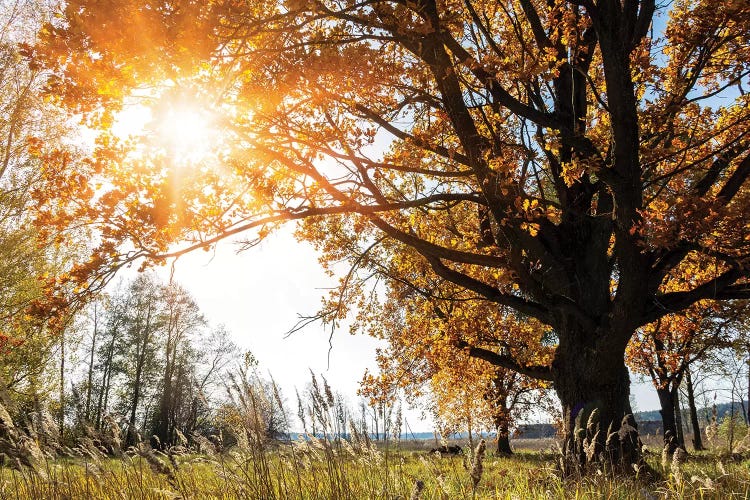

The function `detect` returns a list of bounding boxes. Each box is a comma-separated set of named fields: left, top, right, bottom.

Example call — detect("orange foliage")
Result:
left=28, top=0, right=750, bottom=452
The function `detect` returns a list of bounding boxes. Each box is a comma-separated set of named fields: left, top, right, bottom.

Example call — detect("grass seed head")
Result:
left=671, top=447, right=687, bottom=487
left=409, top=479, right=425, bottom=500
left=470, top=439, right=486, bottom=489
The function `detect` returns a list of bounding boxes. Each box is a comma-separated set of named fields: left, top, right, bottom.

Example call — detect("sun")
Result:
left=112, top=96, right=219, bottom=165
left=151, top=105, right=218, bottom=163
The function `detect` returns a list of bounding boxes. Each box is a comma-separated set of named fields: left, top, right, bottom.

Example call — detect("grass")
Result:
left=3, top=382, right=749, bottom=498
left=2, top=439, right=750, bottom=499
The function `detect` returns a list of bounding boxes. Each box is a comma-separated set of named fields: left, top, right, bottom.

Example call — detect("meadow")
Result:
left=2, top=433, right=750, bottom=499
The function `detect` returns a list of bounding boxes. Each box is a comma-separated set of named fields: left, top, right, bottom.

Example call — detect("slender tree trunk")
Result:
left=59, top=329, right=65, bottom=439
left=656, top=387, right=678, bottom=445
left=95, top=365, right=107, bottom=430
left=102, top=368, right=111, bottom=423
left=127, top=369, right=142, bottom=446
left=96, top=343, right=114, bottom=430
left=552, top=336, right=642, bottom=473
left=128, top=332, right=149, bottom=444
left=673, top=388, right=685, bottom=448
left=729, top=388, right=737, bottom=453
left=684, top=368, right=703, bottom=451
left=127, top=337, right=150, bottom=446
left=746, top=352, right=750, bottom=426
left=85, top=303, right=98, bottom=422
left=96, top=321, right=119, bottom=430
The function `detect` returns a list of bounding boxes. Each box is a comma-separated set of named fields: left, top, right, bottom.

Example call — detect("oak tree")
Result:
left=35, top=0, right=750, bottom=470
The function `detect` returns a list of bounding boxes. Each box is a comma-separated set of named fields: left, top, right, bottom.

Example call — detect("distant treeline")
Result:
left=633, top=401, right=749, bottom=425
left=510, top=401, right=750, bottom=440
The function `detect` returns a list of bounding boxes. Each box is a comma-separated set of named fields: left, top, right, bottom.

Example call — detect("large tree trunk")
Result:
left=552, top=338, right=642, bottom=474
left=684, top=368, right=703, bottom=451
left=493, top=394, right=512, bottom=455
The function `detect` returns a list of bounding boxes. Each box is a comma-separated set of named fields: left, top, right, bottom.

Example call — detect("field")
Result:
left=2, top=437, right=749, bottom=499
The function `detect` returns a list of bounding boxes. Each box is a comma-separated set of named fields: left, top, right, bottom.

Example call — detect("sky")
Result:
left=148, top=228, right=441, bottom=431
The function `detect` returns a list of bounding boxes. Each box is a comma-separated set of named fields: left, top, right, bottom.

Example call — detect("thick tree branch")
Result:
left=424, top=255, right=552, bottom=324
left=717, top=153, right=750, bottom=202
left=690, top=146, right=743, bottom=197
left=518, top=0, right=551, bottom=50
left=714, top=285, right=750, bottom=301
left=440, top=35, right=561, bottom=130
left=648, top=241, right=746, bottom=295
left=456, top=339, right=553, bottom=381
left=631, top=0, right=655, bottom=48
left=643, top=268, right=747, bottom=325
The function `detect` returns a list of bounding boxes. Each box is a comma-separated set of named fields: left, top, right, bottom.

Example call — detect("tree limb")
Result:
left=456, top=339, right=553, bottom=381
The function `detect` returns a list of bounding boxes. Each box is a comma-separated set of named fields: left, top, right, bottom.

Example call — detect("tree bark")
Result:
left=552, top=337, right=642, bottom=474
left=492, top=393, right=512, bottom=455
left=684, top=368, right=703, bottom=451
left=85, top=303, right=98, bottom=423
left=496, top=421, right=512, bottom=455
left=656, top=387, right=678, bottom=445
left=673, top=389, right=685, bottom=448
left=127, top=369, right=142, bottom=446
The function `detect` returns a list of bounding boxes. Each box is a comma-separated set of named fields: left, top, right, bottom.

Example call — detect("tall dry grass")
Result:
left=3, top=389, right=750, bottom=498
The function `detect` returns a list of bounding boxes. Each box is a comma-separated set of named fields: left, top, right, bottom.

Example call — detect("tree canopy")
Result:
left=32, top=0, right=750, bottom=471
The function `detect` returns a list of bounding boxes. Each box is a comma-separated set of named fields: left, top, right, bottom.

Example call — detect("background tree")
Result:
left=118, top=273, right=163, bottom=445
left=0, top=0, right=89, bottom=430
left=91, top=285, right=130, bottom=430
left=626, top=301, right=743, bottom=452
left=150, top=281, right=205, bottom=447
left=34, top=0, right=750, bottom=471
left=60, top=275, right=237, bottom=446
left=183, top=325, right=238, bottom=439
left=359, top=283, right=551, bottom=454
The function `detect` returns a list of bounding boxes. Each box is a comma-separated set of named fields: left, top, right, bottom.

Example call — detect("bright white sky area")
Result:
left=149, top=228, right=440, bottom=432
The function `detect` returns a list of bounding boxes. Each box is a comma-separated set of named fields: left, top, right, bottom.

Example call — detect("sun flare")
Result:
left=112, top=98, right=219, bottom=165
left=152, top=106, right=217, bottom=163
